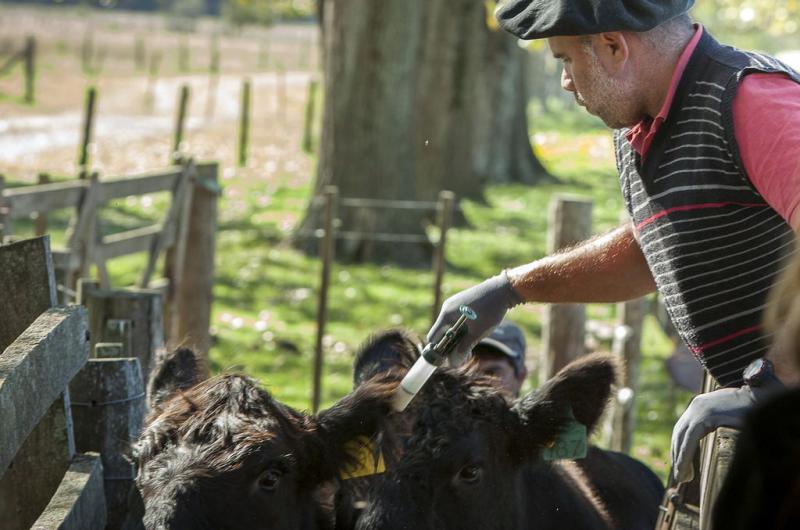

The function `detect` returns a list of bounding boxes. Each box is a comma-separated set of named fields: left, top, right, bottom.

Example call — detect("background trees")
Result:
left=297, top=0, right=548, bottom=264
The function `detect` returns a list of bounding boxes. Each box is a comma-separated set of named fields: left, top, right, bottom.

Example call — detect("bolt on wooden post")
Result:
left=431, top=191, right=455, bottom=323
left=312, top=186, right=338, bottom=413
left=540, top=195, right=593, bottom=381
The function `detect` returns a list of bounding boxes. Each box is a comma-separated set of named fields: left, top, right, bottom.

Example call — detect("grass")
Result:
left=2, top=87, right=690, bottom=483
left=200, top=107, right=690, bottom=479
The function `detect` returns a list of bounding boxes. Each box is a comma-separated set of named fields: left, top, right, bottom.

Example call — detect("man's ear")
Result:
left=510, top=353, right=618, bottom=460
left=147, top=347, right=201, bottom=411
left=593, top=32, right=629, bottom=75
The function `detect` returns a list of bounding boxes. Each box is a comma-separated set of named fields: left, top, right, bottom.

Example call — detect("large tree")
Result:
left=298, top=0, right=549, bottom=265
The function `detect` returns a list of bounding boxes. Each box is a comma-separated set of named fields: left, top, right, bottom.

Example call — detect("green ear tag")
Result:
left=542, top=411, right=588, bottom=461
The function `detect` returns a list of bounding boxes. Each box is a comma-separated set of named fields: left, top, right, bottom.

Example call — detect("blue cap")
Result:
left=476, top=320, right=527, bottom=376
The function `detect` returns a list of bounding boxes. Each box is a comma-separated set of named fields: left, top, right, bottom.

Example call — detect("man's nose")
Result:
left=561, top=67, right=575, bottom=92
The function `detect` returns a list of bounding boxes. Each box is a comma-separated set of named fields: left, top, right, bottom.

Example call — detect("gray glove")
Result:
left=427, top=270, right=523, bottom=366
left=670, top=384, right=773, bottom=483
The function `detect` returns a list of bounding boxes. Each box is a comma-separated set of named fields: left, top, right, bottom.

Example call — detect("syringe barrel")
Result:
left=391, top=355, right=438, bottom=411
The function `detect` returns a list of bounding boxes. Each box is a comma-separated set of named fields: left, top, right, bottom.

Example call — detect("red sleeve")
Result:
left=732, top=72, right=800, bottom=229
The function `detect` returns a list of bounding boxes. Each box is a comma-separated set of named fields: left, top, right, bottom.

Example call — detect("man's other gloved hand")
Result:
left=427, top=270, right=523, bottom=367
left=670, top=385, right=761, bottom=483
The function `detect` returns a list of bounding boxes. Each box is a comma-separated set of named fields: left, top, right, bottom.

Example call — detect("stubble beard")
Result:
left=577, top=50, right=639, bottom=129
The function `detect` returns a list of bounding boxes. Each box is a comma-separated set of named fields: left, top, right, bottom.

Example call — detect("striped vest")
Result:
left=614, top=31, right=800, bottom=387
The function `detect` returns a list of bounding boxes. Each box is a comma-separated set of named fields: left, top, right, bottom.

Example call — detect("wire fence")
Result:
left=303, top=186, right=456, bottom=411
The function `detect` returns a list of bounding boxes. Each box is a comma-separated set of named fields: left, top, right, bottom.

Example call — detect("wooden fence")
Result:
left=299, top=187, right=456, bottom=412
left=0, top=237, right=105, bottom=530
left=0, top=159, right=219, bottom=365
left=0, top=35, right=35, bottom=103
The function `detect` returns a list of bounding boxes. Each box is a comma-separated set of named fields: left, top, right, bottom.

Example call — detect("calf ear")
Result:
left=510, top=353, right=617, bottom=459
left=147, top=347, right=201, bottom=411
left=310, top=374, right=398, bottom=479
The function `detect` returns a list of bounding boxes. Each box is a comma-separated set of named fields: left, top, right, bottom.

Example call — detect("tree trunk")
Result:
left=298, top=0, right=549, bottom=265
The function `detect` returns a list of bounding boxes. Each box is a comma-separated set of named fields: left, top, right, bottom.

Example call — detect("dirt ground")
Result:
left=0, top=5, right=318, bottom=184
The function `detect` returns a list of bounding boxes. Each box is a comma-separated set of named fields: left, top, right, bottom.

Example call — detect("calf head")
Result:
left=357, top=353, right=617, bottom=530
left=133, top=347, right=396, bottom=530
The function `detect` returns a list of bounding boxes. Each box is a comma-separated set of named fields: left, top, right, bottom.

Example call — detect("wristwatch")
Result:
left=742, top=358, right=783, bottom=388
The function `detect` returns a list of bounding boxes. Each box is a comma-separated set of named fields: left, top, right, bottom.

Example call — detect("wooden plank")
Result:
left=0, top=236, right=57, bottom=352
left=139, top=164, right=191, bottom=287
left=30, top=453, right=107, bottom=530
left=97, top=224, right=174, bottom=261
left=63, top=174, right=99, bottom=287
left=0, top=306, right=89, bottom=476
left=98, top=167, right=182, bottom=202
left=0, top=393, right=77, bottom=530
left=166, top=162, right=217, bottom=378
left=1, top=168, right=182, bottom=220
left=2, top=180, right=86, bottom=220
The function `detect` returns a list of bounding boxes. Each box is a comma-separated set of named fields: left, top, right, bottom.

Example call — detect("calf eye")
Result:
left=456, top=464, right=483, bottom=485
left=259, top=469, right=283, bottom=492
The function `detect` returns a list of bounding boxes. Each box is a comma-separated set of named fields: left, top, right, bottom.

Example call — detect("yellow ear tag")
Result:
left=340, top=436, right=386, bottom=480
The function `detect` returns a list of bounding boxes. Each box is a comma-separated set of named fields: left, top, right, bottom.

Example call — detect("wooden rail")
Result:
left=0, top=161, right=219, bottom=359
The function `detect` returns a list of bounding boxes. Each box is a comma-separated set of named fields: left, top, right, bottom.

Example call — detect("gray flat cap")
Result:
left=496, top=0, right=695, bottom=40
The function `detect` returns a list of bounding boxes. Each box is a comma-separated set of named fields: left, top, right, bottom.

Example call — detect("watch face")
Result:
left=744, top=358, right=767, bottom=384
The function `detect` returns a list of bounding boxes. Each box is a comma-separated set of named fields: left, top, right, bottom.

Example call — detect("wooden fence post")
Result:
left=540, top=196, right=593, bottom=381
left=145, top=51, right=162, bottom=112
left=431, top=190, right=455, bottom=323
left=165, top=162, right=218, bottom=379
left=276, top=65, right=287, bottom=124
left=81, top=29, right=94, bottom=75
left=81, top=284, right=164, bottom=382
left=24, top=36, right=35, bottom=104
left=302, top=78, right=318, bottom=153
left=609, top=297, right=646, bottom=453
left=172, top=84, right=190, bottom=163
left=78, top=86, right=97, bottom=177
left=238, top=79, right=251, bottom=167
left=209, top=34, right=220, bottom=75
left=34, top=173, right=50, bottom=236
left=70, top=358, right=146, bottom=528
left=178, top=34, right=190, bottom=73
left=312, top=186, right=337, bottom=413
left=134, top=34, right=146, bottom=71
left=0, top=237, right=90, bottom=530
left=258, top=37, right=270, bottom=69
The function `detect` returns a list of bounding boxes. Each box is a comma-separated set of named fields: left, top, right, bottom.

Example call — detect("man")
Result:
left=467, top=320, right=529, bottom=398
left=429, top=0, right=800, bottom=484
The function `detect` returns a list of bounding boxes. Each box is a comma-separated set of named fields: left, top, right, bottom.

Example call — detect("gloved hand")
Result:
left=670, top=384, right=770, bottom=483
left=428, top=270, right=523, bottom=367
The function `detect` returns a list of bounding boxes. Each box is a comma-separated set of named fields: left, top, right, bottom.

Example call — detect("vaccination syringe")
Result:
left=391, top=305, right=477, bottom=412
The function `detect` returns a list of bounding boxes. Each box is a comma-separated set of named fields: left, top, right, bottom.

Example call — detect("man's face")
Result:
left=548, top=35, right=640, bottom=129
left=470, top=350, right=524, bottom=398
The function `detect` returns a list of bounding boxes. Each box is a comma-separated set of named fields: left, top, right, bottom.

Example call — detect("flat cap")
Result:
left=496, top=0, right=695, bottom=40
